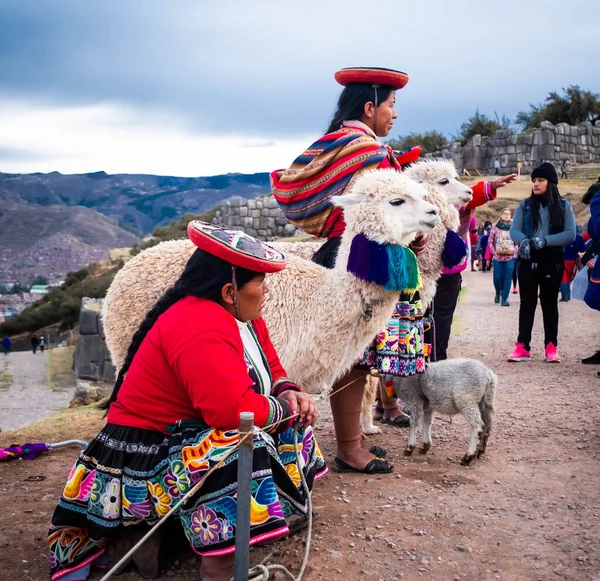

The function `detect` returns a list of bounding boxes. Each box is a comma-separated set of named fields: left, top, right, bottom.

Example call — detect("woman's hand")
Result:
left=491, top=174, right=517, bottom=192
left=279, top=390, right=318, bottom=427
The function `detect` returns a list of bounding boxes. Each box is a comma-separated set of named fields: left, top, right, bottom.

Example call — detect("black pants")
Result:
left=432, top=272, right=462, bottom=361
left=517, top=259, right=564, bottom=349
left=512, top=259, right=519, bottom=288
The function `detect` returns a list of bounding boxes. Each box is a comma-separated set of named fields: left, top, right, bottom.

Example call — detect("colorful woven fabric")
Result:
left=0, top=442, right=49, bottom=461
left=359, top=293, right=429, bottom=377
left=271, top=121, right=401, bottom=238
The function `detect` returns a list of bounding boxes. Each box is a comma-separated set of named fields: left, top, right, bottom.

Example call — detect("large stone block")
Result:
left=239, top=206, right=248, bottom=217
left=261, top=208, right=270, bottom=217
left=283, top=224, right=297, bottom=237
left=247, top=199, right=256, bottom=210
left=541, top=130, right=555, bottom=145
left=74, top=334, right=106, bottom=380
left=252, top=217, right=260, bottom=229
left=258, top=216, right=268, bottom=229
left=256, top=200, right=264, bottom=210
left=275, top=216, right=288, bottom=227
left=101, top=360, right=116, bottom=383
left=229, top=196, right=243, bottom=207
left=79, top=309, right=99, bottom=335
left=267, top=217, right=276, bottom=229
left=533, top=132, right=540, bottom=145
left=506, top=145, right=516, bottom=154
left=251, top=209, right=260, bottom=218
left=243, top=216, right=254, bottom=228
left=229, top=216, right=241, bottom=227
left=540, top=144, right=555, bottom=159
left=263, top=196, right=278, bottom=209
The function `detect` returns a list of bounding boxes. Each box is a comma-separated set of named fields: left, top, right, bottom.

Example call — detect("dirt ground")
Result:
left=1, top=269, right=599, bottom=581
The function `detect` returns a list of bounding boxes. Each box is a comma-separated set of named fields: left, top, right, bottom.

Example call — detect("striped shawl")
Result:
left=270, top=121, right=401, bottom=238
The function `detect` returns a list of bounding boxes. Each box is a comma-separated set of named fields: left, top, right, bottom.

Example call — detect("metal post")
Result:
left=234, top=412, right=254, bottom=581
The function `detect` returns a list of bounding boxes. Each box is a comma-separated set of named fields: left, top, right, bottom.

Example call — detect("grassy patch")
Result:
left=0, top=406, right=104, bottom=446
left=0, top=358, right=12, bottom=390
left=48, top=346, right=75, bottom=391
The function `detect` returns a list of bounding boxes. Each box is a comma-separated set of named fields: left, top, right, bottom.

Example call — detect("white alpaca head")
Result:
left=404, top=159, right=473, bottom=207
left=332, top=169, right=440, bottom=246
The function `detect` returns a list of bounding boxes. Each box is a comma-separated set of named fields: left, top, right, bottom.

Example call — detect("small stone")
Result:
left=366, top=534, right=374, bottom=541
left=413, top=529, right=426, bottom=536
left=0, top=535, right=10, bottom=548
left=42, top=494, right=54, bottom=502
left=456, top=545, right=473, bottom=553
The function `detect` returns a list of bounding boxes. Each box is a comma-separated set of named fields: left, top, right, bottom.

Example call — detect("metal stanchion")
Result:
left=234, top=412, right=254, bottom=581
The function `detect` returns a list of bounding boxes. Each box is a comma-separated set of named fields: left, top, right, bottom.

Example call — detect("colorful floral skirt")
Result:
left=49, top=422, right=327, bottom=580
left=359, top=292, right=429, bottom=377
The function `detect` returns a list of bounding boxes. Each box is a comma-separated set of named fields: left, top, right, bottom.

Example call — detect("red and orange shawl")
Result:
left=271, top=121, right=420, bottom=238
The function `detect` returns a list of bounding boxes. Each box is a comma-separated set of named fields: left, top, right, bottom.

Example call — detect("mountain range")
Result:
left=0, top=170, right=271, bottom=233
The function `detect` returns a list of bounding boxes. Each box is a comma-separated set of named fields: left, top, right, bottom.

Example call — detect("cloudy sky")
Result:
left=1, top=0, right=598, bottom=177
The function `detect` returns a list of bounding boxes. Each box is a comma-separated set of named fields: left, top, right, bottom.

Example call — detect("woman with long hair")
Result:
left=271, top=67, right=430, bottom=472
left=508, top=163, right=576, bottom=362
left=488, top=207, right=517, bottom=306
left=48, top=222, right=326, bottom=581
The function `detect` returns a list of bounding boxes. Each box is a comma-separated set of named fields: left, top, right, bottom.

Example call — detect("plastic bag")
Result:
left=572, top=265, right=589, bottom=301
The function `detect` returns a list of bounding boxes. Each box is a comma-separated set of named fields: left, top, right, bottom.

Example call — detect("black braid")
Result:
left=101, top=248, right=260, bottom=411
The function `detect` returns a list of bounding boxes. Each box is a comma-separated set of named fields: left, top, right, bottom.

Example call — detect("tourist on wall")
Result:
left=508, top=163, right=576, bottom=362
left=488, top=208, right=517, bottom=306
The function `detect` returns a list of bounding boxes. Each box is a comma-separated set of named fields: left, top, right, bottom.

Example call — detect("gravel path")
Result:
left=0, top=350, right=75, bottom=431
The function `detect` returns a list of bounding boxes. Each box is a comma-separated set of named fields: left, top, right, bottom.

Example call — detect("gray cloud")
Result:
left=1, top=0, right=599, bottom=144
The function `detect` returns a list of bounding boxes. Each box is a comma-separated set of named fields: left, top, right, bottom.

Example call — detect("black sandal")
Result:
left=369, top=445, right=387, bottom=458
left=334, top=457, right=394, bottom=474
left=381, top=413, right=410, bottom=428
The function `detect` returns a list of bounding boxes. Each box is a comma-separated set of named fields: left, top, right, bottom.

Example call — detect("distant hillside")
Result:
left=0, top=170, right=271, bottom=233
left=0, top=201, right=141, bottom=286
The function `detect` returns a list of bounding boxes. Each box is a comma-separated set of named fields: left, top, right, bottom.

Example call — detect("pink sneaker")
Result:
left=507, top=342, right=531, bottom=362
left=545, top=343, right=561, bottom=363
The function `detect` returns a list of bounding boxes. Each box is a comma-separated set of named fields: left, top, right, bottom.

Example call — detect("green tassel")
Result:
left=384, top=245, right=421, bottom=293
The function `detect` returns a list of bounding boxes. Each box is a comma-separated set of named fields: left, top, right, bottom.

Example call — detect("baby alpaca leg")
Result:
left=404, top=404, right=422, bottom=456
left=360, top=374, right=382, bottom=435
left=460, top=407, right=484, bottom=466
left=419, top=406, right=433, bottom=454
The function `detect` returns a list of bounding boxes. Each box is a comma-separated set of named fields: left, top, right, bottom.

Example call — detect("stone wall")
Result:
left=73, top=298, right=115, bottom=383
left=426, top=120, right=600, bottom=174
left=212, top=195, right=299, bottom=240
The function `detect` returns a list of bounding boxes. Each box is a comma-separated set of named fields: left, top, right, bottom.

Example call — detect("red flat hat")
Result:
left=334, top=67, right=409, bottom=90
left=187, top=221, right=287, bottom=273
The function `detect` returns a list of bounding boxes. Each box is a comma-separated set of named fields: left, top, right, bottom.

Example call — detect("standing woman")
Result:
left=488, top=208, right=516, bottom=306
left=508, top=163, right=576, bottom=362
left=272, top=67, right=423, bottom=473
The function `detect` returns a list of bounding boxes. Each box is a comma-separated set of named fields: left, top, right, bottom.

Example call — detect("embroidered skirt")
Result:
left=49, top=422, right=327, bottom=580
left=359, top=292, right=429, bottom=376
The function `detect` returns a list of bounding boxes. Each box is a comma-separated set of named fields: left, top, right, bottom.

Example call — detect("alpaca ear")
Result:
left=332, top=192, right=366, bottom=208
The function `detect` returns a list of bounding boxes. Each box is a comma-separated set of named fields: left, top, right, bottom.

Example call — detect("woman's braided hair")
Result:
left=101, top=248, right=258, bottom=410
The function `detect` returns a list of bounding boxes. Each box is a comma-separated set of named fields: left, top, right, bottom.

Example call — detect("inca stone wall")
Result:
left=212, top=195, right=299, bottom=240
left=73, top=298, right=115, bottom=383
left=426, top=120, right=600, bottom=174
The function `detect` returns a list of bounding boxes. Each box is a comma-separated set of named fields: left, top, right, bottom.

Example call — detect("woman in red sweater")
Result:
left=49, top=222, right=326, bottom=581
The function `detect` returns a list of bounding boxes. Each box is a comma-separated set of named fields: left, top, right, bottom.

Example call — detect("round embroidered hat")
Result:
left=187, top=221, right=287, bottom=273
left=334, top=67, right=409, bottom=90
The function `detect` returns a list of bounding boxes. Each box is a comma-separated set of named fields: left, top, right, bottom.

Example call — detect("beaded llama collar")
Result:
left=347, top=233, right=421, bottom=293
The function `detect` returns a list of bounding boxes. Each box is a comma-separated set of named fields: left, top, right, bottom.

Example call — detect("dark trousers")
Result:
left=432, top=272, right=462, bottom=361
left=512, top=259, right=519, bottom=288
left=517, top=259, right=564, bottom=349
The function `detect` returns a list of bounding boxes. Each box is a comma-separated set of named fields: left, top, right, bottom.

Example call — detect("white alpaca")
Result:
left=101, top=170, right=440, bottom=394
left=402, top=159, right=473, bottom=306
left=391, top=358, right=497, bottom=466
